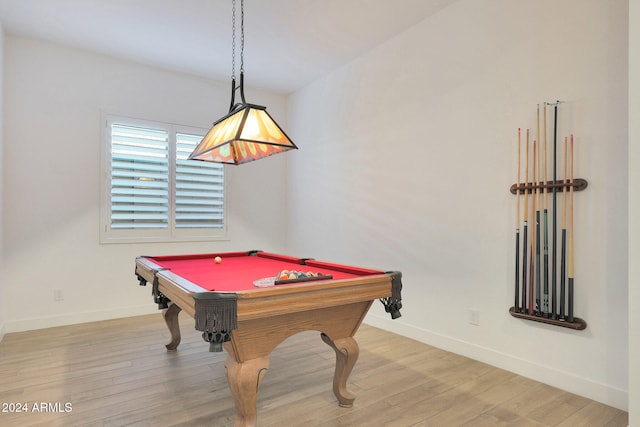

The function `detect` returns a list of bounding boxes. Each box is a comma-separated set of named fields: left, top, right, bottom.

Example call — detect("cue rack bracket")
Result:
left=508, top=307, right=587, bottom=330
left=510, top=178, right=588, bottom=195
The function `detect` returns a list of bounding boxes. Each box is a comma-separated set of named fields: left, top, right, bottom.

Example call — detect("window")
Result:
left=101, top=115, right=226, bottom=243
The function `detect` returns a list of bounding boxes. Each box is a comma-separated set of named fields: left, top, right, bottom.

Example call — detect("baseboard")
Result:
left=5, top=305, right=158, bottom=334
left=364, top=314, right=628, bottom=412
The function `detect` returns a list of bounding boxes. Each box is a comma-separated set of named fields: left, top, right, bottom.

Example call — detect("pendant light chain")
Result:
left=231, top=0, right=236, bottom=81
left=230, top=0, right=245, bottom=79
left=240, top=0, right=245, bottom=74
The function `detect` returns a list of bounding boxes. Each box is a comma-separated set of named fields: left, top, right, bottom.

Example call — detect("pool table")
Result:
left=134, top=250, right=402, bottom=427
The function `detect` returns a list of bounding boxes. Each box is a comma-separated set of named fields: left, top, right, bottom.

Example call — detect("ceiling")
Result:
left=0, top=0, right=457, bottom=93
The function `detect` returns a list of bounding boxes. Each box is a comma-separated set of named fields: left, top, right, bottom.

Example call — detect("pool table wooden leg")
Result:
left=163, top=302, right=182, bottom=351
left=321, top=333, right=359, bottom=407
left=225, top=355, right=270, bottom=427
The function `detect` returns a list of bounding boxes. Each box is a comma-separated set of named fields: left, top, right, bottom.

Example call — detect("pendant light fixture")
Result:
left=189, top=0, right=297, bottom=165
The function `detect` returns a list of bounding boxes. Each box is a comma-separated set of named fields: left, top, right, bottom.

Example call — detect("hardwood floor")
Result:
left=0, top=314, right=628, bottom=427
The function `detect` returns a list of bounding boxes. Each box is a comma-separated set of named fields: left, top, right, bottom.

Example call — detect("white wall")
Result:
left=2, top=36, right=291, bottom=332
left=288, top=0, right=628, bottom=410
left=0, top=23, right=5, bottom=341
left=628, top=0, right=639, bottom=424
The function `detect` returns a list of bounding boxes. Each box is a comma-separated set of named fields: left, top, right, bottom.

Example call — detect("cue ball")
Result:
left=214, top=256, right=222, bottom=264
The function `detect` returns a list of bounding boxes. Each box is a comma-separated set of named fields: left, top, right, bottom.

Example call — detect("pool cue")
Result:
left=542, top=108, right=550, bottom=317
left=568, top=135, right=575, bottom=322
left=514, top=129, right=521, bottom=312
left=535, top=104, right=543, bottom=315
left=560, top=137, right=568, bottom=319
left=533, top=141, right=540, bottom=315
left=521, top=129, right=529, bottom=312
left=550, top=102, right=559, bottom=319
left=529, top=133, right=537, bottom=315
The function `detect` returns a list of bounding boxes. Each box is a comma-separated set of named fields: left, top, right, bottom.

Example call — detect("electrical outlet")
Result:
left=468, top=309, right=480, bottom=326
left=54, top=289, right=64, bottom=301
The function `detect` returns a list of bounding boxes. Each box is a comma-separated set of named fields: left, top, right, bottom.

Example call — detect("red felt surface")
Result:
left=148, top=252, right=383, bottom=292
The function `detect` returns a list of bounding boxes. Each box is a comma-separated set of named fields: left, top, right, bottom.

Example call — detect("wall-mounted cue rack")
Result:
left=509, top=101, right=588, bottom=331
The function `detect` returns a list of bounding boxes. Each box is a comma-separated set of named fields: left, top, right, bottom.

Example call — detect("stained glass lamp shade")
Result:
left=188, top=102, right=297, bottom=165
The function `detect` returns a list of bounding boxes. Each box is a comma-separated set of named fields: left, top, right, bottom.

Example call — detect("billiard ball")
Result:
left=214, top=256, right=222, bottom=264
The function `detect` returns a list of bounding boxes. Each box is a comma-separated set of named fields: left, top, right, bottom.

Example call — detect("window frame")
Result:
left=100, top=114, right=228, bottom=244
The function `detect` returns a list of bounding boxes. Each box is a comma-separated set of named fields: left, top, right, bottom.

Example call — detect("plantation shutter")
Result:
left=102, top=115, right=226, bottom=243
left=110, top=123, right=170, bottom=229
left=175, top=133, right=225, bottom=229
